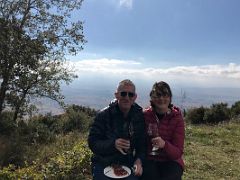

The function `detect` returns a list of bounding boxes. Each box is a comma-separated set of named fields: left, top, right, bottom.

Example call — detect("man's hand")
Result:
left=133, top=158, right=143, bottom=176
left=115, top=138, right=130, bottom=155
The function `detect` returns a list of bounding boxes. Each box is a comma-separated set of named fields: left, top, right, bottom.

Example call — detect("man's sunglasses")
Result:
left=120, top=91, right=135, bottom=98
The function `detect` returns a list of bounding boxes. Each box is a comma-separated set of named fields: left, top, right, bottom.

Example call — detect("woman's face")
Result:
left=151, top=92, right=171, bottom=113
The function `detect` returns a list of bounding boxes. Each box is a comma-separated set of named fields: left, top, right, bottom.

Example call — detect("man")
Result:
left=88, top=79, right=146, bottom=180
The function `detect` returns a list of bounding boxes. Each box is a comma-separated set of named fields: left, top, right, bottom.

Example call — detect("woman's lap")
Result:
left=141, top=160, right=183, bottom=180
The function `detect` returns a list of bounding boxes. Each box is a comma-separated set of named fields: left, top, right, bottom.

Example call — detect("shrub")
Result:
left=0, top=118, right=55, bottom=166
left=231, top=101, right=240, bottom=118
left=185, top=106, right=206, bottom=124
left=41, top=141, right=92, bottom=179
left=0, top=111, right=16, bottom=135
left=1, top=131, right=29, bottom=167
left=186, top=103, right=231, bottom=124
left=63, top=105, right=94, bottom=133
left=66, top=104, right=97, bottom=117
left=30, top=114, right=65, bottom=134
left=0, top=141, right=92, bottom=180
left=18, top=118, right=55, bottom=144
left=203, top=103, right=230, bottom=124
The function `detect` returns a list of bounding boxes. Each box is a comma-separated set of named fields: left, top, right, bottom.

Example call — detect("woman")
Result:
left=141, top=81, right=185, bottom=180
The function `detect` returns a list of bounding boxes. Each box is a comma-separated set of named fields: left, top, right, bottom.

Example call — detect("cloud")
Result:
left=119, top=0, right=133, bottom=9
left=103, top=0, right=133, bottom=9
left=67, top=58, right=141, bottom=72
left=66, top=59, right=240, bottom=87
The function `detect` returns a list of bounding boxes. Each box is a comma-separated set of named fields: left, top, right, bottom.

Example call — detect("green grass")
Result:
left=183, top=120, right=240, bottom=179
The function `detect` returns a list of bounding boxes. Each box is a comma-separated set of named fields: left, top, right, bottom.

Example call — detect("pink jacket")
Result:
left=144, top=106, right=185, bottom=169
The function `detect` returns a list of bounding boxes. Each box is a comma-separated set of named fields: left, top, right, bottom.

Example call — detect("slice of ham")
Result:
left=112, top=164, right=128, bottom=176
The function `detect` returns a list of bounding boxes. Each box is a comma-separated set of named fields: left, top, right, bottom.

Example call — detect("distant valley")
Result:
left=36, top=79, right=240, bottom=115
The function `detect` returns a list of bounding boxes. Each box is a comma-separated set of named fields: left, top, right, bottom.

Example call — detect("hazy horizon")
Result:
left=35, top=78, right=240, bottom=115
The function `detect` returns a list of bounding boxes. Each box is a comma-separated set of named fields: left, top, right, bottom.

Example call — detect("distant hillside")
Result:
left=35, top=84, right=240, bottom=115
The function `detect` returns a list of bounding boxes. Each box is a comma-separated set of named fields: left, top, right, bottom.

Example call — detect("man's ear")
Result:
left=134, top=93, right=137, bottom=101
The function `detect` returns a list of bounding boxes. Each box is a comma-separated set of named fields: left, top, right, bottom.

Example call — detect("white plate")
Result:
left=104, top=165, right=131, bottom=179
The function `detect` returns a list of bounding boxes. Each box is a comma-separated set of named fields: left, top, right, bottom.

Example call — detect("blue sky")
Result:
left=65, top=0, right=240, bottom=88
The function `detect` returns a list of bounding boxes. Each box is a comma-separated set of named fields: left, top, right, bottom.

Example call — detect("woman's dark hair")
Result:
left=150, top=81, right=173, bottom=109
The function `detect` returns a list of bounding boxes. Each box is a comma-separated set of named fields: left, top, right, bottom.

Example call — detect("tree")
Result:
left=0, top=0, right=86, bottom=121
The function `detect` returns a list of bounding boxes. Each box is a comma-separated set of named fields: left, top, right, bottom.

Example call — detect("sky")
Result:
left=65, top=0, right=240, bottom=89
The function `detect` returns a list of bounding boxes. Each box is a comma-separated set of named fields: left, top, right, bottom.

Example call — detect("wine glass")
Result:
left=129, top=122, right=134, bottom=140
left=147, top=123, right=159, bottom=155
left=122, top=122, right=134, bottom=154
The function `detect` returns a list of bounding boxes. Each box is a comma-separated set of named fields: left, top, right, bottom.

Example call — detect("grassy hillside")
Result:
left=1, top=120, right=240, bottom=179
left=184, top=120, right=240, bottom=179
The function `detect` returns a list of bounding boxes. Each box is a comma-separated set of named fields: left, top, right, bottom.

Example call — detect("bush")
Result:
left=231, top=101, right=240, bottom=118
left=1, top=131, right=29, bottom=167
left=186, top=103, right=231, bottom=124
left=203, top=103, right=230, bottom=124
left=63, top=105, right=94, bottom=133
left=185, top=106, right=206, bottom=124
left=0, top=105, right=95, bottom=167
left=0, top=117, right=56, bottom=167
left=30, top=114, right=65, bottom=134
left=41, top=141, right=92, bottom=179
left=66, top=104, right=97, bottom=117
left=0, top=141, right=92, bottom=180
left=18, top=118, right=55, bottom=144
left=0, top=111, right=16, bottom=135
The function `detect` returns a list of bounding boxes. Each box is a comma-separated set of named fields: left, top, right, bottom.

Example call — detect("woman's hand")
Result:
left=151, top=136, right=165, bottom=149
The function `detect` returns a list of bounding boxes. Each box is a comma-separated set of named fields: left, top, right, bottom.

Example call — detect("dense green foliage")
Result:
left=0, top=111, right=15, bottom=135
left=231, top=101, right=240, bottom=118
left=204, top=103, right=230, bottom=123
left=0, top=105, right=96, bottom=167
left=0, top=141, right=92, bottom=180
left=185, top=106, right=206, bottom=124
left=185, top=102, right=240, bottom=124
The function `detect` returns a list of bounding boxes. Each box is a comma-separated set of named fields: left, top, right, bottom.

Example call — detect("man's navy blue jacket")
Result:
left=88, top=100, right=146, bottom=167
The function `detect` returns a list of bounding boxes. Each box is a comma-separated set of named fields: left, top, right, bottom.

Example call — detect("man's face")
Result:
left=115, top=84, right=137, bottom=113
